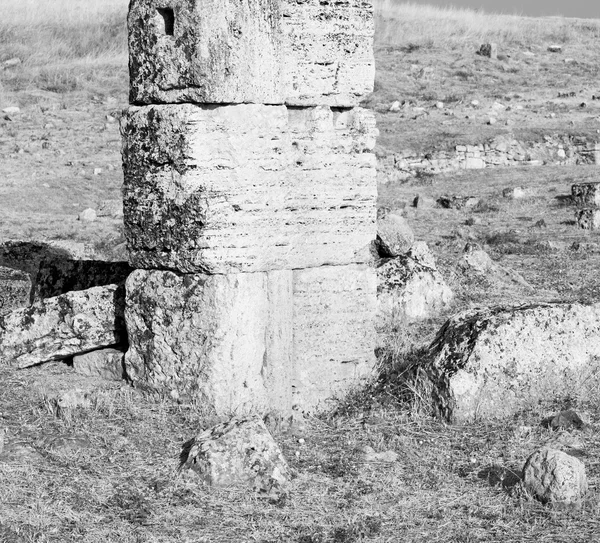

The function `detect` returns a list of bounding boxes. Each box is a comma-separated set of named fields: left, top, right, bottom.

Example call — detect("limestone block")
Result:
left=376, top=210, right=414, bottom=257
left=425, top=303, right=600, bottom=422
left=122, top=104, right=377, bottom=273
left=479, top=43, right=498, bottom=59
left=0, top=266, right=31, bottom=315
left=180, top=417, right=290, bottom=495
left=0, top=285, right=125, bottom=368
left=576, top=208, right=600, bottom=230
left=124, top=269, right=294, bottom=415
left=127, top=0, right=374, bottom=106
left=523, top=448, right=587, bottom=506
left=572, top=182, right=600, bottom=207
left=72, top=348, right=125, bottom=381
left=291, top=264, right=376, bottom=412
left=124, top=265, right=376, bottom=414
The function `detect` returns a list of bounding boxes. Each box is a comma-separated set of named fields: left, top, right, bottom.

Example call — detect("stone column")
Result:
left=122, top=0, right=378, bottom=416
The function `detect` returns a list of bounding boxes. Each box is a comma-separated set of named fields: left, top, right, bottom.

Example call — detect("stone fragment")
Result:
left=571, top=182, right=600, bottom=207
left=376, top=210, right=414, bottom=257
left=542, top=409, right=585, bottom=431
left=72, top=348, right=125, bottom=381
left=389, top=100, right=401, bottom=112
left=1, top=58, right=21, bottom=68
left=0, top=284, right=125, bottom=368
left=576, top=208, right=600, bottom=229
left=436, top=196, right=480, bottom=209
left=125, top=265, right=376, bottom=414
left=0, top=267, right=31, bottom=315
left=2, top=107, right=20, bottom=115
left=502, top=187, right=528, bottom=199
left=180, top=417, right=290, bottom=495
left=425, top=302, right=600, bottom=421
left=523, top=448, right=587, bottom=506
left=377, top=255, right=453, bottom=323
left=78, top=208, right=97, bottom=222
left=548, top=45, right=563, bottom=53
left=128, top=0, right=374, bottom=107
left=122, top=104, right=376, bottom=273
left=413, top=195, right=436, bottom=209
left=479, top=43, right=497, bottom=59
left=407, top=241, right=437, bottom=270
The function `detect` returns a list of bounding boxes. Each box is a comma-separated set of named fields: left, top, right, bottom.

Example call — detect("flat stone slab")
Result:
left=125, top=265, right=376, bottom=415
left=423, top=302, right=600, bottom=421
left=0, top=285, right=126, bottom=368
left=128, top=0, right=374, bottom=107
left=122, top=104, right=377, bottom=274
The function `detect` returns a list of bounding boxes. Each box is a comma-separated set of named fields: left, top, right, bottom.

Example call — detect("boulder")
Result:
left=0, top=285, right=126, bottom=368
left=122, top=104, right=376, bottom=273
left=377, top=252, right=453, bottom=323
left=180, top=417, right=290, bottom=495
left=127, top=0, right=374, bottom=107
left=523, top=448, right=587, bottom=506
left=376, top=210, right=414, bottom=257
left=72, top=348, right=125, bottom=381
left=0, top=267, right=31, bottom=315
left=459, top=245, right=531, bottom=289
left=425, top=302, right=600, bottom=421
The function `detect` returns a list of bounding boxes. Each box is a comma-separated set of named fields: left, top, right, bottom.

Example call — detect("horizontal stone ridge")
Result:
left=122, top=103, right=377, bottom=273
left=124, top=265, right=376, bottom=415
left=127, top=0, right=374, bottom=106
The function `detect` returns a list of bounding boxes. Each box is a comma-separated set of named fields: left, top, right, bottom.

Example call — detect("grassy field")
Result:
left=2, top=2, right=600, bottom=542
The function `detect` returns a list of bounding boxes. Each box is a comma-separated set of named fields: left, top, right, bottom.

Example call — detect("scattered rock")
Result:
left=523, top=448, right=587, bottom=506
left=376, top=210, right=415, bottom=257
left=179, top=417, right=290, bottom=496
left=542, top=410, right=585, bottom=431
left=437, top=196, right=480, bottom=210
left=361, top=446, right=398, bottom=463
left=96, top=200, right=124, bottom=218
left=413, top=195, right=436, bottom=209
left=389, top=100, right=401, bottom=112
left=435, top=101, right=444, bottom=109
left=0, top=284, right=126, bottom=368
left=571, top=182, right=600, bottom=207
left=547, top=45, right=563, bottom=53
left=576, top=208, right=600, bottom=229
left=78, top=208, right=97, bottom=222
left=93, top=168, right=102, bottom=176
left=478, top=43, right=498, bottom=60
left=532, top=219, right=547, bottom=228
left=470, top=100, right=480, bottom=107
left=72, top=348, right=125, bottom=381
left=0, top=267, right=31, bottom=316
left=487, top=117, right=497, bottom=125
left=425, top=302, right=600, bottom=421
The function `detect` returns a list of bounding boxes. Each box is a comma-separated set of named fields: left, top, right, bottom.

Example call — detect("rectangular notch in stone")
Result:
left=157, top=7, right=175, bottom=35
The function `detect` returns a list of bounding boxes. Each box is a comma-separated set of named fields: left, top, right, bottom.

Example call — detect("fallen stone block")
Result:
left=0, top=285, right=126, bottom=368
left=436, top=195, right=480, bottom=210
left=576, top=208, right=600, bottom=229
left=377, top=251, right=453, bottom=323
left=122, top=104, right=376, bottom=273
left=128, top=0, right=374, bottom=106
left=523, top=448, right=587, bottom=507
left=376, top=209, right=414, bottom=257
left=572, top=182, right=600, bottom=207
left=0, top=266, right=31, bottom=315
left=425, top=302, right=600, bottom=422
left=180, top=417, right=290, bottom=496
left=72, top=348, right=125, bottom=381
left=125, top=265, right=376, bottom=415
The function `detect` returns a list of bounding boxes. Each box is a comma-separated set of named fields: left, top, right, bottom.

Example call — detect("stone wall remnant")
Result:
left=122, top=0, right=377, bottom=415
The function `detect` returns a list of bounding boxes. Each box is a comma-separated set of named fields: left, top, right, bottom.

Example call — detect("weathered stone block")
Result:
left=0, top=285, right=126, bottom=368
left=576, top=208, right=600, bottom=229
left=572, top=182, right=600, bottom=207
left=0, top=266, right=31, bottom=315
left=128, top=0, right=374, bottom=106
left=122, top=104, right=377, bottom=273
left=124, top=265, right=376, bottom=414
left=72, top=348, right=125, bottom=381
left=425, top=303, right=600, bottom=422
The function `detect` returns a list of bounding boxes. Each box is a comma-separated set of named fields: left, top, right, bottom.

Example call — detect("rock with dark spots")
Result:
left=424, top=302, right=600, bottom=422
left=0, top=267, right=31, bottom=315
left=72, top=348, right=125, bottom=381
left=523, top=448, right=587, bottom=506
left=377, top=253, right=453, bottom=323
left=571, top=182, right=600, bottom=207
left=436, top=196, right=480, bottom=210
left=479, top=43, right=497, bottom=59
left=376, top=210, right=414, bottom=257
left=576, top=208, right=600, bottom=229
left=0, top=284, right=126, bottom=368
left=122, top=104, right=376, bottom=273
left=180, top=417, right=290, bottom=495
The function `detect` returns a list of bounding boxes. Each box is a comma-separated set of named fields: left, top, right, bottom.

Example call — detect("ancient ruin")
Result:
left=121, top=0, right=378, bottom=415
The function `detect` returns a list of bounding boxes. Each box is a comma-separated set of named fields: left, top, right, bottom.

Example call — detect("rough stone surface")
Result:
left=460, top=246, right=531, bottom=289
left=125, top=265, right=376, bottom=414
left=377, top=255, right=453, bottom=323
left=479, top=43, right=498, bottom=59
left=128, top=0, right=374, bottom=106
left=523, top=448, right=587, bottom=506
left=572, top=182, right=600, bottom=207
left=426, top=302, right=600, bottom=422
left=0, top=285, right=126, bottom=368
left=376, top=210, right=414, bottom=257
left=576, top=208, right=600, bottom=229
left=72, top=348, right=125, bottom=381
left=180, top=417, right=290, bottom=495
left=122, top=104, right=377, bottom=273
left=0, top=266, right=31, bottom=315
